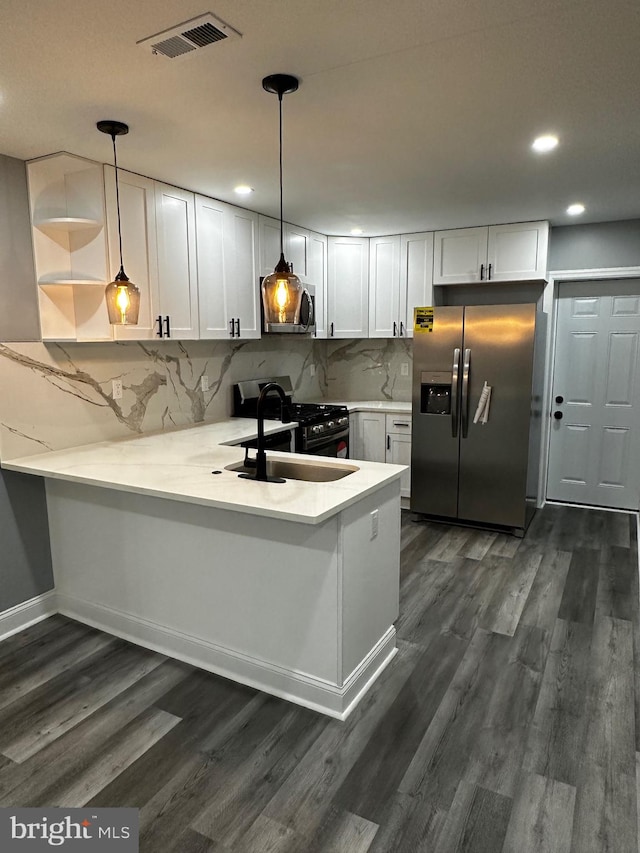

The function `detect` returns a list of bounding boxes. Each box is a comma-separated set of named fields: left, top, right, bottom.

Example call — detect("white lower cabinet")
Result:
left=351, top=411, right=411, bottom=498
left=385, top=414, right=412, bottom=498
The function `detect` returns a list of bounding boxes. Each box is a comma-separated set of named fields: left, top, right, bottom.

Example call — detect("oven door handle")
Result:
left=302, top=426, right=350, bottom=452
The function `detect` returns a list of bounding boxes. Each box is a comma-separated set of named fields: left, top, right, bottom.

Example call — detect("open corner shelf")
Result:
left=38, top=278, right=106, bottom=287
left=34, top=217, right=103, bottom=233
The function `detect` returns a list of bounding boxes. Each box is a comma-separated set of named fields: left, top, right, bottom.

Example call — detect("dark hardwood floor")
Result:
left=0, top=504, right=638, bottom=852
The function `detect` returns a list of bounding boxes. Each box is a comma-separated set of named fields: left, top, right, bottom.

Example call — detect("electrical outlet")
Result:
left=201, top=375, right=209, bottom=392
left=309, top=364, right=316, bottom=377
left=370, top=509, right=379, bottom=540
left=112, top=379, right=123, bottom=400
left=401, top=362, right=409, bottom=376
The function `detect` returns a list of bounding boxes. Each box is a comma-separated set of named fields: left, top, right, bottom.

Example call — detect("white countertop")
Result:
left=324, top=400, right=412, bottom=414
left=2, top=418, right=405, bottom=526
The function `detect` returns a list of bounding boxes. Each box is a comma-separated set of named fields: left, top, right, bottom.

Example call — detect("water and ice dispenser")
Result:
left=420, top=371, right=452, bottom=415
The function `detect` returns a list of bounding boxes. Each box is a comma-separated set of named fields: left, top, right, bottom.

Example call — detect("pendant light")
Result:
left=261, top=74, right=311, bottom=333
left=97, top=120, right=140, bottom=325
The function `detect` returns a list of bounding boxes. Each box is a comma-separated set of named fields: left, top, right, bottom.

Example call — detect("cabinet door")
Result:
left=195, top=195, right=232, bottom=340
left=401, top=232, right=434, bottom=338
left=487, top=221, right=549, bottom=281
left=358, top=412, right=386, bottom=463
left=433, top=226, right=488, bottom=285
left=285, top=223, right=309, bottom=278
left=155, top=183, right=198, bottom=339
left=105, top=167, right=160, bottom=341
left=259, top=215, right=282, bottom=277
left=308, top=230, right=328, bottom=339
left=224, top=205, right=260, bottom=339
left=386, top=432, right=412, bottom=498
left=369, top=235, right=401, bottom=338
left=327, top=237, right=369, bottom=338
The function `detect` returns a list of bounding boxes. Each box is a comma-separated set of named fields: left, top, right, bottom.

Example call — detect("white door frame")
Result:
left=539, top=266, right=640, bottom=506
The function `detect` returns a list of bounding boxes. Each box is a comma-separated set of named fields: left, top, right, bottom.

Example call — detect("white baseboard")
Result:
left=0, top=590, right=58, bottom=642
left=57, top=593, right=397, bottom=720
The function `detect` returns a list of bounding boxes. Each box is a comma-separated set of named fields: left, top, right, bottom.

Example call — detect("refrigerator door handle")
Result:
left=461, top=348, right=471, bottom=438
left=451, top=347, right=461, bottom=438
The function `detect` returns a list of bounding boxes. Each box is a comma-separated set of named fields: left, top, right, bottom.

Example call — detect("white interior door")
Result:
left=547, top=279, right=640, bottom=509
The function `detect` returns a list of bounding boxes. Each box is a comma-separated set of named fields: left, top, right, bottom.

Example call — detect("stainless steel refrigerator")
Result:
left=411, top=303, right=545, bottom=533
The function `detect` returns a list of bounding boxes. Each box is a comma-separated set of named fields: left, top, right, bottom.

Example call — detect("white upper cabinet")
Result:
left=369, top=235, right=401, bottom=338
left=487, top=221, right=549, bottom=281
left=258, top=215, right=281, bottom=278
left=195, top=195, right=228, bottom=339
left=433, top=226, right=488, bottom=284
left=154, top=183, right=199, bottom=339
left=327, top=236, right=369, bottom=338
left=224, top=205, right=260, bottom=339
left=433, top=221, right=549, bottom=285
left=368, top=233, right=434, bottom=338
left=401, top=231, right=434, bottom=338
left=198, top=198, right=260, bottom=340
left=285, top=223, right=309, bottom=278
left=105, top=167, right=160, bottom=341
left=308, top=230, right=328, bottom=338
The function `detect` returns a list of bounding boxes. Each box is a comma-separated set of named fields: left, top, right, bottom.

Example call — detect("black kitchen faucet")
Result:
left=238, top=382, right=291, bottom=482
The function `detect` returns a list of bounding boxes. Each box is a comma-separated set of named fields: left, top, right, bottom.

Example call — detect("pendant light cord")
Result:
left=278, top=92, right=284, bottom=258
left=111, top=133, right=125, bottom=273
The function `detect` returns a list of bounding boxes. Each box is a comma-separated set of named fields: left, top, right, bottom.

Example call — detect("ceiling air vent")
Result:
left=137, top=12, right=241, bottom=60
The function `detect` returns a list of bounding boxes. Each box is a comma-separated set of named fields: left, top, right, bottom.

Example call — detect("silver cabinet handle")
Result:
left=461, top=348, right=471, bottom=438
left=451, top=347, right=461, bottom=438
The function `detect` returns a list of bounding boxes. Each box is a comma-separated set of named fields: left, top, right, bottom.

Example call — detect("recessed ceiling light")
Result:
left=532, top=135, right=559, bottom=153
left=566, top=203, right=585, bottom=216
left=350, top=227, right=363, bottom=235
left=234, top=185, right=253, bottom=195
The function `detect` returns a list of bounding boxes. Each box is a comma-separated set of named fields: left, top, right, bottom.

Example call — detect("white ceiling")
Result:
left=1, top=0, right=639, bottom=235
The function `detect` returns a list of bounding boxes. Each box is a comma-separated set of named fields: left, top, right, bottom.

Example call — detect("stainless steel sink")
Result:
left=225, top=458, right=359, bottom=482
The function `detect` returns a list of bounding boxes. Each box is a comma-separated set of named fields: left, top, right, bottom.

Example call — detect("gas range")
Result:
left=233, top=376, right=350, bottom=457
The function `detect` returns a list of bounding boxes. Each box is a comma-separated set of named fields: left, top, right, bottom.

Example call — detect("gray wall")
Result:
left=0, top=470, right=53, bottom=611
left=549, top=219, right=640, bottom=271
left=0, top=154, right=40, bottom=342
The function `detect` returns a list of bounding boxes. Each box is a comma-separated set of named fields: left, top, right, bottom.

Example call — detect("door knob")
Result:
left=555, top=395, right=564, bottom=404
left=553, top=411, right=563, bottom=420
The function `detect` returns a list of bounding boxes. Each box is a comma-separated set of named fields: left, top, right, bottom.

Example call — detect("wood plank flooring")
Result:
left=0, top=504, right=638, bottom=852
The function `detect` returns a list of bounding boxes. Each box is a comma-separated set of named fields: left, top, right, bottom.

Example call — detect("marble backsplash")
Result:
left=0, top=336, right=412, bottom=459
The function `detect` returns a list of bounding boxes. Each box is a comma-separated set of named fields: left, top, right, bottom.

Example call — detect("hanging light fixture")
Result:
left=97, top=120, right=140, bottom=325
left=261, top=74, right=313, bottom=334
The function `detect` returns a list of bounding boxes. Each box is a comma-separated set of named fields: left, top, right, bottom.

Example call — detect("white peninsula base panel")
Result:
left=46, top=478, right=400, bottom=720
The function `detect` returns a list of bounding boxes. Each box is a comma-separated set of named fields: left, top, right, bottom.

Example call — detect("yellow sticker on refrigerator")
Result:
left=414, top=307, right=434, bottom=333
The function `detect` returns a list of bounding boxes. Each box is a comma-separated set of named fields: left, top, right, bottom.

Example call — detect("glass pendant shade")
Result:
left=105, top=267, right=140, bottom=325
left=261, top=254, right=305, bottom=327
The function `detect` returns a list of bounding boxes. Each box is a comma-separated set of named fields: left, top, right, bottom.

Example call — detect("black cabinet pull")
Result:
left=156, top=315, right=163, bottom=338
left=330, top=322, right=334, bottom=337
left=164, top=315, right=171, bottom=338
left=488, top=263, right=492, bottom=280
left=480, top=263, right=485, bottom=280
left=555, top=395, right=564, bottom=404
left=400, top=321, right=405, bottom=336
left=553, top=411, right=563, bottom=420
left=387, top=435, right=390, bottom=451
left=229, top=319, right=235, bottom=338
left=393, top=321, right=397, bottom=337
left=235, top=318, right=241, bottom=337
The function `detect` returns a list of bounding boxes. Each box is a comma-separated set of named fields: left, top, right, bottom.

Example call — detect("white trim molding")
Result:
left=0, top=590, right=58, bottom=642
left=57, top=593, right=397, bottom=721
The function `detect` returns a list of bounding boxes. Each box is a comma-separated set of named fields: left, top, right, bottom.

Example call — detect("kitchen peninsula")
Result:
left=3, top=419, right=405, bottom=719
